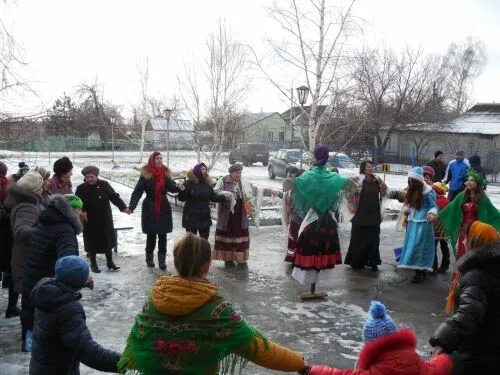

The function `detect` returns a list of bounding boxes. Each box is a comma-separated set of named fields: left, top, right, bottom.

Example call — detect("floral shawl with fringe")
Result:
left=119, top=294, right=268, bottom=375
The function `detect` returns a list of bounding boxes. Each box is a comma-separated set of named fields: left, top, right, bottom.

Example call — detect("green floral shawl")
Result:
left=437, top=191, right=500, bottom=256
left=292, top=166, right=349, bottom=218
left=119, top=295, right=268, bottom=375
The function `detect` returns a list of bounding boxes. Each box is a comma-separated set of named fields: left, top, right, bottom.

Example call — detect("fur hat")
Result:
left=422, top=165, right=435, bottom=178
left=55, top=256, right=92, bottom=290
left=17, top=162, right=30, bottom=177
left=407, top=167, right=424, bottom=183
left=362, top=301, right=397, bottom=343
left=31, top=166, right=50, bottom=180
left=0, top=161, right=7, bottom=177
left=53, top=157, right=73, bottom=177
left=434, top=150, right=444, bottom=159
left=81, top=165, right=100, bottom=176
left=228, top=164, right=243, bottom=174
left=17, top=172, right=44, bottom=192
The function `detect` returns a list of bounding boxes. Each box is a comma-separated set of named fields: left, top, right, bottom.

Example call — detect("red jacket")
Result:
left=435, top=195, right=449, bottom=210
left=309, top=329, right=452, bottom=375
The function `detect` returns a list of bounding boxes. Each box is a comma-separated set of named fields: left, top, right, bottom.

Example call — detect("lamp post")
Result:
left=296, top=85, right=310, bottom=169
left=163, top=108, right=172, bottom=166
left=110, top=116, right=115, bottom=164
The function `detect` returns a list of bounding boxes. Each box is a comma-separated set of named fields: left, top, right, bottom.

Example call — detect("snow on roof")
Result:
left=149, top=118, right=194, bottom=132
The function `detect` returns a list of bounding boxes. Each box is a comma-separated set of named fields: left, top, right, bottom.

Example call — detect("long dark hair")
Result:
left=359, top=160, right=373, bottom=175
left=404, top=179, right=424, bottom=209
left=463, top=181, right=484, bottom=204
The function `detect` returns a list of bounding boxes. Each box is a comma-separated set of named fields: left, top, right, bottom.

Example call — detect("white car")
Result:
left=296, top=151, right=358, bottom=178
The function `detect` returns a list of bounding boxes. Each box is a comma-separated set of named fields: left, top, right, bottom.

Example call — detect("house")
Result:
left=234, top=112, right=290, bottom=150
left=280, top=105, right=330, bottom=148
left=145, top=117, right=195, bottom=150
left=382, top=103, right=500, bottom=171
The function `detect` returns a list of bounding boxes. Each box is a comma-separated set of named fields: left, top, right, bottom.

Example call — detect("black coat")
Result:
left=76, top=180, right=127, bottom=254
left=29, top=278, right=120, bottom=375
left=129, top=165, right=179, bottom=234
left=22, top=195, right=82, bottom=304
left=178, top=170, right=226, bottom=229
left=0, top=189, right=13, bottom=272
left=426, top=159, right=447, bottom=182
left=430, top=241, right=500, bottom=373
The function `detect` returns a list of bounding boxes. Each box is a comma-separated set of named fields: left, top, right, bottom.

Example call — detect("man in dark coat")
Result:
left=22, top=194, right=83, bottom=353
left=30, top=255, right=120, bottom=375
left=128, top=152, right=180, bottom=269
left=76, top=165, right=130, bottom=273
left=430, top=228, right=500, bottom=374
left=469, top=155, right=486, bottom=179
left=426, top=150, right=447, bottom=182
left=178, top=163, right=227, bottom=239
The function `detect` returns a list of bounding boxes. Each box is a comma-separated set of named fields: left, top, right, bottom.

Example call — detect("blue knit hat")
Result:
left=55, top=256, right=91, bottom=290
left=362, top=301, right=397, bottom=343
left=407, top=166, right=424, bottom=183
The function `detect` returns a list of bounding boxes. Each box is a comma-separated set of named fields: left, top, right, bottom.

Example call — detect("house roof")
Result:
left=280, top=105, right=329, bottom=123
left=396, top=103, right=500, bottom=135
left=148, top=118, right=194, bottom=132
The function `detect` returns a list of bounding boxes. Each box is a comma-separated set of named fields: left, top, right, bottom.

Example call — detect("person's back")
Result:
left=30, top=256, right=120, bottom=375
left=119, top=233, right=306, bottom=375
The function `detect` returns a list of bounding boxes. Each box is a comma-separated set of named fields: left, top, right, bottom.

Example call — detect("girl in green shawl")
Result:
left=119, top=233, right=307, bottom=375
left=437, top=170, right=500, bottom=259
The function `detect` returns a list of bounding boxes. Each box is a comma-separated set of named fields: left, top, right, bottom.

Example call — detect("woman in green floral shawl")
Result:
left=437, top=170, right=500, bottom=259
left=119, top=233, right=307, bottom=375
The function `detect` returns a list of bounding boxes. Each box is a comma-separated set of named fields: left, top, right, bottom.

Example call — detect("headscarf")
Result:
left=193, top=163, right=207, bottom=181
left=445, top=221, right=500, bottom=313
left=313, top=144, right=329, bottom=166
left=147, top=152, right=166, bottom=218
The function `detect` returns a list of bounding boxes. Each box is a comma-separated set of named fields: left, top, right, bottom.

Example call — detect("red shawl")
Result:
left=147, top=153, right=166, bottom=218
left=0, top=176, right=9, bottom=202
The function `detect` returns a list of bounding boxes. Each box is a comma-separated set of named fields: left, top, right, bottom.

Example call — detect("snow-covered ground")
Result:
left=0, top=150, right=499, bottom=374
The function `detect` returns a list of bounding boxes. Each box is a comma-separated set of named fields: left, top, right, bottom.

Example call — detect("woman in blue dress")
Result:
left=397, top=167, right=438, bottom=283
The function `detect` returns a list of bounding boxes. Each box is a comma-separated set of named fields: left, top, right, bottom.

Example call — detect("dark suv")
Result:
left=229, top=143, right=269, bottom=166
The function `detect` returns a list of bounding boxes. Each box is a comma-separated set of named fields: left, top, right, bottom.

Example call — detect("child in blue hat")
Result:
left=304, top=301, right=452, bottom=375
left=29, top=256, right=121, bottom=374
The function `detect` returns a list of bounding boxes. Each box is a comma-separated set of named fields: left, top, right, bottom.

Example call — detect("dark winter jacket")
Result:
left=76, top=179, right=127, bottom=254
left=468, top=155, right=486, bottom=179
left=29, top=278, right=120, bottom=375
left=178, top=170, right=226, bottom=229
left=0, top=177, right=13, bottom=272
left=426, top=159, right=447, bottom=182
left=430, top=241, right=500, bottom=373
left=129, top=165, right=179, bottom=234
left=444, top=159, right=470, bottom=192
left=4, top=184, right=43, bottom=293
left=310, top=329, right=452, bottom=375
left=22, top=195, right=82, bottom=305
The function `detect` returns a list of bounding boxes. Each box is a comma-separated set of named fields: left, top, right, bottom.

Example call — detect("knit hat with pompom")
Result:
left=362, top=301, right=398, bottom=343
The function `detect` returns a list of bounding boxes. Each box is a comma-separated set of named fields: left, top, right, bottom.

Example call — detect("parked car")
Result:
left=297, top=152, right=358, bottom=178
left=267, top=149, right=302, bottom=179
left=229, top=143, right=269, bottom=166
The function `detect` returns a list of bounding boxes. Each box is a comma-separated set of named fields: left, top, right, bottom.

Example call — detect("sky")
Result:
left=2, top=0, right=500, bottom=119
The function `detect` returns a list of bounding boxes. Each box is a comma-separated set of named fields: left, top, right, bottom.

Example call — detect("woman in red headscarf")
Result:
left=128, top=152, right=182, bottom=270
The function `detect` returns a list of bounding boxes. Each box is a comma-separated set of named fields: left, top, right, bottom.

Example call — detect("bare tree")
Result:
left=136, top=57, right=150, bottom=163
left=250, top=0, right=360, bottom=152
left=352, top=47, right=447, bottom=157
left=203, top=18, right=248, bottom=169
left=442, top=36, right=487, bottom=115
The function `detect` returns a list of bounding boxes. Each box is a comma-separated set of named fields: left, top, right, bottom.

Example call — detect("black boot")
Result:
left=146, top=252, right=155, bottom=267
left=105, top=250, right=120, bottom=271
left=158, top=253, right=167, bottom=270
left=5, top=284, right=19, bottom=318
left=90, top=254, right=101, bottom=273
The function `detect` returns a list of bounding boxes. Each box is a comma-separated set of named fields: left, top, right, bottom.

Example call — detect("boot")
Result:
left=146, top=252, right=155, bottom=267
left=105, top=251, right=120, bottom=271
left=158, top=253, right=167, bottom=270
left=5, top=306, right=21, bottom=319
left=5, top=287, right=19, bottom=318
left=90, top=254, right=101, bottom=273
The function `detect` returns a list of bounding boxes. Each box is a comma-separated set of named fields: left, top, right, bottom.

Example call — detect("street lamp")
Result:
left=163, top=108, right=172, bottom=166
left=296, top=85, right=310, bottom=168
left=110, top=116, right=116, bottom=164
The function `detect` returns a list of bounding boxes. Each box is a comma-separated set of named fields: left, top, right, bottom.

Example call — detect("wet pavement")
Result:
left=0, top=208, right=453, bottom=374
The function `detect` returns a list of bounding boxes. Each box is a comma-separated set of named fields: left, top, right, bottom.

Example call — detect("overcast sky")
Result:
left=3, top=0, right=500, bottom=118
